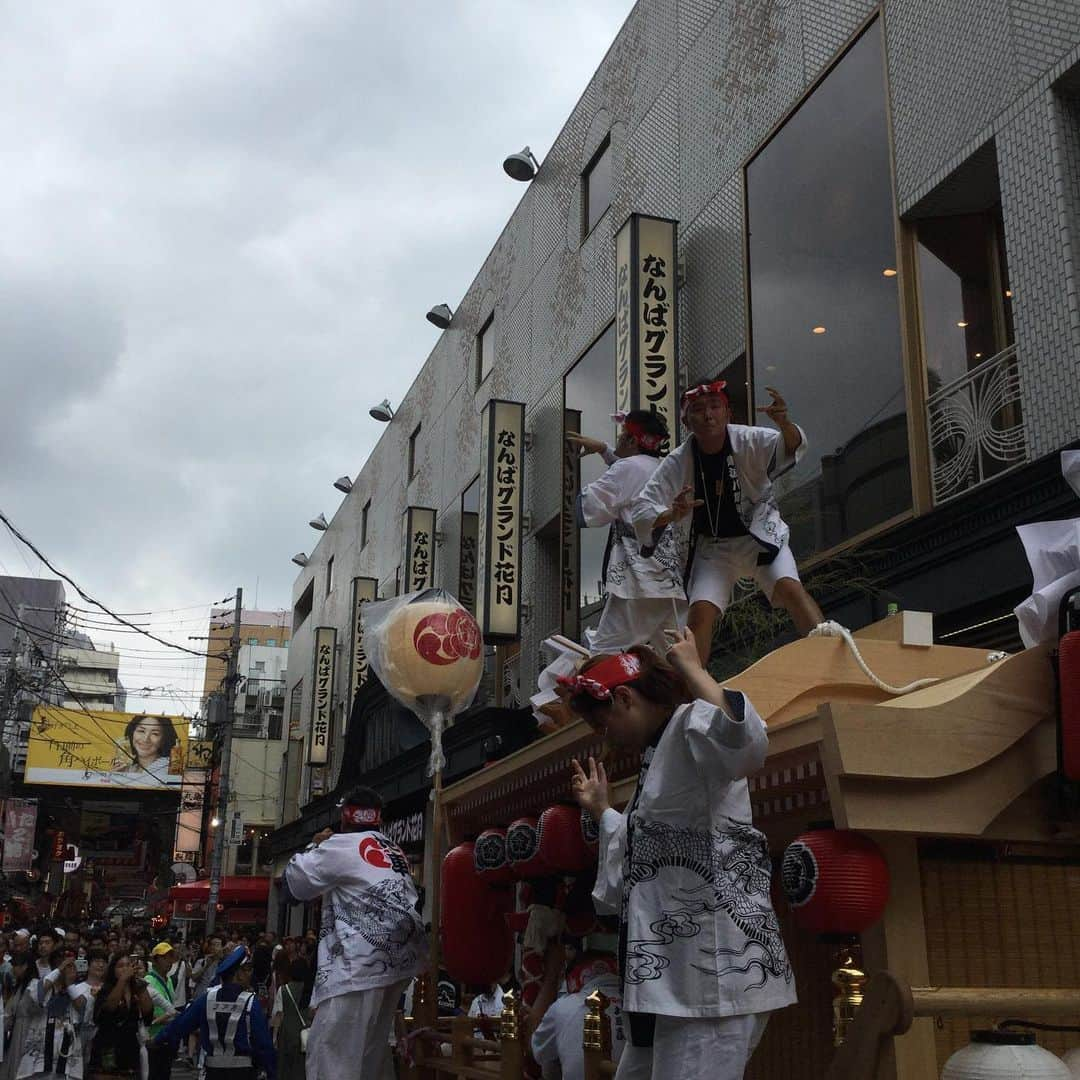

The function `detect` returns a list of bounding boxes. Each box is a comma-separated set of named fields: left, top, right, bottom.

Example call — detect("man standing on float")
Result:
left=632, top=381, right=824, bottom=664
left=567, top=409, right=687, bottom=653
left=283, top=786, right=427, bottom=1080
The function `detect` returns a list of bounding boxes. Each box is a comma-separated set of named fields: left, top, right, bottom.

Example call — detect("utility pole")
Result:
left=206, top=587, right=241, bottom=936
left=0, top=605, right=28, bottom=797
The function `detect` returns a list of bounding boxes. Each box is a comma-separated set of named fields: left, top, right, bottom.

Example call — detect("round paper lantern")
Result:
left=782, top=829, right=889, bottom=935
left=942, top=1031, right=1070, bottom=1079
left=474, top=829, right=516, bottom=886
left=378, top=592, right=483, bottom=714
left=441, top=842, right=513, bottom=986
left=537, top=804, right=596, bottom=873
left=372, top=589, right=484, bottom=773
left=506, top=817, right=550, bottom=879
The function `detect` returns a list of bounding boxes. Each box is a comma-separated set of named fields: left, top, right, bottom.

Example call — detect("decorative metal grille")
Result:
left=927, top=344, right=1027, bottom=503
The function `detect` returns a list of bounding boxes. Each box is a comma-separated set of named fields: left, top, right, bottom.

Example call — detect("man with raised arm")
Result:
left=632, top=380, right=824, bottom=664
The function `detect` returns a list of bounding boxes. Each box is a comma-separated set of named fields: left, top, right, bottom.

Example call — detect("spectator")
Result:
left=87, top=955, right=154, bottom=1080
left=16, top=948, right=88, bottom=1080
left=269, top=959, right=310, bottom=1080
left=145, top=943, right=179, bottom=1080
left=0, top=958, right=35, bottom=1080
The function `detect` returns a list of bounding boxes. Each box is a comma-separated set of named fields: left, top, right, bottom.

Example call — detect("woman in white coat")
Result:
left=565, top=631, right=795, bottom=1079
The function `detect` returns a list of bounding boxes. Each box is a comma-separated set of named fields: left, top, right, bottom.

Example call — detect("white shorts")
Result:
left=687, top=536, right=799, bottom=612
left=585, top=596, right=689, bottom=655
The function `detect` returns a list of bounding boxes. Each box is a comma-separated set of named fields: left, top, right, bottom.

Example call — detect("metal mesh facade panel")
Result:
left=999, top=92, right=1080, bottom=455
left=679, top=174, right=746, bottom=383
left=887, top=0, right=1019, bottom=207
left=800, top=0, right=876, bottom=77
left=1011, top=0, right=1080, bottom=87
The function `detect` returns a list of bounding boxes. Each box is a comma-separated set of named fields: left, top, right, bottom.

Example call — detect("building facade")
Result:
left=59, top=633, right=126, bottom=713
left=277, top=0, right=1080, bottom=849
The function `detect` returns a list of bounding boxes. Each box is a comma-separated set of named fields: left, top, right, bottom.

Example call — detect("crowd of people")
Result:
left=0, top=925, right=321, bottom=1080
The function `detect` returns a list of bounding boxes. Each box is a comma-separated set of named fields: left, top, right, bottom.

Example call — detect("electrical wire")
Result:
left=0, top=508, right=224, bottom=659
left=1, top=590, right=208, bottom=787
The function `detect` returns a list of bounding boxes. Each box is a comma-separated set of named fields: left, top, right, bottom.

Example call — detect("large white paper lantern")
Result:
left=942, top=1031, right=1070, bottom=1079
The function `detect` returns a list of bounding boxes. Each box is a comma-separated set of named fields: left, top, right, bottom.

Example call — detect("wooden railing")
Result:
left=825, top=971, right=1080, bottom=1079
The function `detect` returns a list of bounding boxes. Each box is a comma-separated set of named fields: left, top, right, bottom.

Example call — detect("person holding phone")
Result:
left=86, top=955, right=153, bottom=1080
left=16, top=949, right=88, bottom=1080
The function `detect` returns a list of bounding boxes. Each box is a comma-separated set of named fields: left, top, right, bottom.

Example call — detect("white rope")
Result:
left=808, top=620, right=942, bottom=695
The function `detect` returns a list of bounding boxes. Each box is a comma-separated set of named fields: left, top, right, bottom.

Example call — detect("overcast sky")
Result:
left=0, top=1, right=634, bottom=715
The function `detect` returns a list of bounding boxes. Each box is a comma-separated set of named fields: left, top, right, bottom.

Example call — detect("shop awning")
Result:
left=168, top=876, right=270, bottom=904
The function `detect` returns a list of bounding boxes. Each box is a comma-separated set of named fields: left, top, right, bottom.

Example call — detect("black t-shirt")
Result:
left=692, top=437, right=748, bottom=538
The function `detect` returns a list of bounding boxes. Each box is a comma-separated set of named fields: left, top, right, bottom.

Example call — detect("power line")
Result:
left=0, top=509, right=224, bottom=659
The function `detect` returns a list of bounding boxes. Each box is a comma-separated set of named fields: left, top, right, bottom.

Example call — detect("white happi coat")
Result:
left=284, top=830, right=427, bottom=1008
left=593, top=693, right=796, bottom=1019
left=577, top=449, right=684, bottom=599
left=16, top=974, right=85, bottom=1080
left=631, top=424, right=807, bottom=570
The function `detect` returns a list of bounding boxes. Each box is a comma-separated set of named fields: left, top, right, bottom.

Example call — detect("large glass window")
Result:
left=563, top=323, right=615, bottom=617
left=583, top=136, right=613, bottom=238
left=746, top=21, right=911, bottom=555
left=916, top=208, right=1014, bottom=392
left=477, top=315, right=495, bottom=386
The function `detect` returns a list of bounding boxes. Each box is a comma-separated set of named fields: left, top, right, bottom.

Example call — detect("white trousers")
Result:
left=305, top=979, right=408, bottom=1080
left=585, top=597, right=688, bottom=655
left=613, top=1012, right=769, bottom=1080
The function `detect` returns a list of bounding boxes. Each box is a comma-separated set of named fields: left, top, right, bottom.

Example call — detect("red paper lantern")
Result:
left=441, top=842, right=513, bottom=986
left=474, top=829, right=516, bottom=886
left=781, top=829, right=889, bottom=935
left=536, top=804, right=596, bottom=874
left=506, top=817, right=549, bottom=879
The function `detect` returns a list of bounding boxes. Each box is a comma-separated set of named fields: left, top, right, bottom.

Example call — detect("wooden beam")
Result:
left=859, top=836, right=938, bottom=1080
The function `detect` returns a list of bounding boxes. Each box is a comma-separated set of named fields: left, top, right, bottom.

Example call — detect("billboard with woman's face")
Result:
left=26, top=706, right=189, bottom=789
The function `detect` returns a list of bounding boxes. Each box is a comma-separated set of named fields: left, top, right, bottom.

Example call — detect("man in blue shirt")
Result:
left=153, top=946, right=275, bottom=1080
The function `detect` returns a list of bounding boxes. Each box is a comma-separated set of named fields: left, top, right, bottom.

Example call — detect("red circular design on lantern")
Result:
left=412, top=610, right=482, bottom=666
left=781, top=829, right=889, bottom=935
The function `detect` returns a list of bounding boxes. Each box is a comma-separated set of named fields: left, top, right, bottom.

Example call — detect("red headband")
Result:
left=566, top=955, right=619, bottom=994
left=624, top=419, right=664, bottom=451
left=609, top=412, right=664, bottom=452
left=341, top=805, right=381, bottom=829
left=556, top=653, right=643, bottom=701
left=680, top=380, right=729, bottom=415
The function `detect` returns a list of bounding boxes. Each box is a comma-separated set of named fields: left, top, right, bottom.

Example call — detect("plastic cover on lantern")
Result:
left=362, top=588, right=484, bottom=775
left=941, top=1031, right=1070, bottom=1079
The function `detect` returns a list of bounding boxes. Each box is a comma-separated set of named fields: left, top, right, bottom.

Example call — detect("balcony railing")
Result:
left=927, top=344, right=1028, bottom=504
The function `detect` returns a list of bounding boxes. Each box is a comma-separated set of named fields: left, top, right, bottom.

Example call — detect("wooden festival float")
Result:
left=400, top=611, right=1080, bottom=1079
